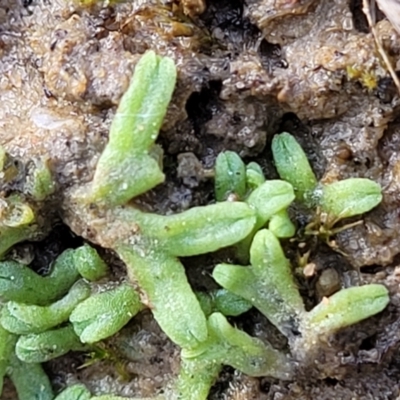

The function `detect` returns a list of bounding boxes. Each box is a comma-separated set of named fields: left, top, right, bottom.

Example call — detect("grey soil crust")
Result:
left=2, top=0, right=400, bottom=398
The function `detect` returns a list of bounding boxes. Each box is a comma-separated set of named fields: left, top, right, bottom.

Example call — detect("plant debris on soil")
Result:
left=2, top=0, right=400, bottom=399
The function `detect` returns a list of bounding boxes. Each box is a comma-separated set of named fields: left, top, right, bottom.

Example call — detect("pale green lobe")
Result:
left=26, top=159, right=56, bottom=201
left=118, top=245, right=208, bottom=348
left=271, top=132, right=317, bottom=202
left=304, top=284, right=389, bottom=335
left=246, top=161, right=264, bottom=176
left=109, top=52, right=176, bottom=152
left=89, top=51, right=177, bottom=206
left=70, top=283, right=143, bottom=344
left=0, top=197, right=38, bottom=257
left=174, top=358, right=221, bottom=400
left=208, top=313, right=293, bottom=378
left=117, top=201, right=256, bottom=257
left=0, top=225, right=37, bottom=259
left=246, top=180, right=295, bottom=225
left=214, top=151, right=246, bottom=201
left=212, top=289, right=252, bottom=317
left=8, top=353, right=54, bottom=400
left=195, top=291, right=214, bottom=317
left=235, top=180, right=294, bottom=263
left=16, top=325, right=85, bottom=363
left=213, top=264, right=260, bottom=309
left=245, top=161, right=266, bottom=190
left=195, top=289, right=252, bottom=317
left=158, top=202, right=256, bottom=256
left=320, top=178, right=382, bottom=220
left=0, top=280, right=91, bottom=335
left=54, top=384, right=91, bottom=400
left=91, top=154, right=164, bottom=207
left=182, top=313, right=293, bottom=379
left=0, top=251, right=80, bottom=305
left=249, top=230, right=305, bottom=321
left=0, top=325, right=17, bottom=395
left=74, top=244, right=109, bottom=281
left=214, top=230, right=305, bottom=336
left=268, top=209, right=296, bottom=238
left=1, top=198, right=35, bottom=227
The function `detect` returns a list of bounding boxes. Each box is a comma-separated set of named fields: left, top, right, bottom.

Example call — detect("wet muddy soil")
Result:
left=2, top=0, right=400, bottom=398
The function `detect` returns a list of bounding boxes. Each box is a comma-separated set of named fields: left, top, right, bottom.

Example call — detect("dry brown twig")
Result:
left=363, top=0, right=400, bottom=94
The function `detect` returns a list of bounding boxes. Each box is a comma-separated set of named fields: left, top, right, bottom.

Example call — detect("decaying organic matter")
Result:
left=2, top=0, right=400, bottom=399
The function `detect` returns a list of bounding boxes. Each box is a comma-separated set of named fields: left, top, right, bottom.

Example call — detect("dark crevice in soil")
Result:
left=12, top=222, right=83, bottom=275
left=349, top=0, right=385, bottom=33
left=185, top=80, right=223, bottom=138
left=323, top=377, right=339, bottom=386
left=349, top=0, right=369, bottom=33
left=362, top=264, right=388, bottom=274
left=376, top=75, right=400, bottom=104
left=258, top=39, right=288, bottom=73
left=208, top=366, right=236, bottom=399
left=360, top=334, right=378, bottom=351
left=201, top=0, right=260, bottom=52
